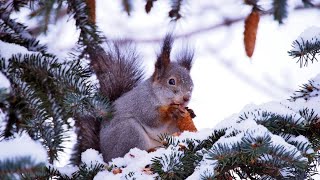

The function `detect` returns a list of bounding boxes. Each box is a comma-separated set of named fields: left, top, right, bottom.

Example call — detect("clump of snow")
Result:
left=288, top=135, right=314, bottom=155
left=0, top=72, right=10, bottom=89
left=0, top=40, right=33, bottom=59
left=160, top=148, right=183, bottom=172
left=0, top=132, right=47, bottom=164
left=174, top=128, right=214, bottom=146
left=94, top=147, right=182, bottom=179
left=55, top=165, right=79, bottom=177
left=81, top=148, right=105, bottom=166
left=271, top=135, right=307, bottom=161
left=240, top=101, right=304, bottom=124
left=280, top=167, right=295, bottom=177
left=187, top=158, right=217, bottom=179
left=110, top=147, right=149, bottom=168
left=94, top=171, right=122, bottom=180
left=0, top=77, right=9, bottom=139
left=292, top=26, right=320, bottom=51
left=297, top=26, right=320, bottom=43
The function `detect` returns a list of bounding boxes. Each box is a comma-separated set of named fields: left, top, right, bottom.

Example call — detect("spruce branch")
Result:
left=288, top=38, right=320, bottom=67
left=122, top=0, right=133, bottom=16
left=152, top=130, right=228, bottom=179
left=272, top=0, right=288, bottom=24
left=289, top=79, right=320, bottom=101
left=0, top=9, right=47, bottom=53
left=302, top=0, right=314, bottom=7
left=169, top=0, right=183, bottom=21
left=151, top=151, right=186, bottom=180
left=0, top=0, right=38, bottom=12
left=150, top=107, right=319, bottom=179
left=0, top=156, right=46, bottom=180
left=0, top=52, right=107, bottom=162
left=145, top=0, right=157, bottom=13
left=28, top=0, right=64, bottom=34
left=72, top=163, right=105, bottom=180
left=66, top=0, right=105, bottom=54
left=204, top=135, right=309, bottom=179
left=45, top=166, right=73, bottom=180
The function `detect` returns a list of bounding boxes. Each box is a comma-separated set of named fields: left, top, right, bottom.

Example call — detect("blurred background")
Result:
left=11, top=0, right=320, bottom=129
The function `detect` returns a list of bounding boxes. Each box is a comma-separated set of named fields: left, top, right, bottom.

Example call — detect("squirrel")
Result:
left=76, top=34, right=196, bottom=163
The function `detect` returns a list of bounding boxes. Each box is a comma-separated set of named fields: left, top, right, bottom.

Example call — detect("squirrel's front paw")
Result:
left=168, top=104, right=188, bottom=120
left=158, top=105, right=187, bottom=121
left=185, top=107, right=196, bottom=118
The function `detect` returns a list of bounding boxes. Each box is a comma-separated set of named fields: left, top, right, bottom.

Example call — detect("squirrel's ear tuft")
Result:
left=177, top=46, right=194, bottom=71
left=153, top=34, right=174, bottom=81
left=160, top=34, right=173, bottom=65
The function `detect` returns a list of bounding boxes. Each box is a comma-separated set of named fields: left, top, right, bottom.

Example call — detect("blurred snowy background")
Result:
left=7, top=0, right=320, bottom=129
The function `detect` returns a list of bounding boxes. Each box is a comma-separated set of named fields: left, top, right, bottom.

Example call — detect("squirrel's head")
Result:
left=152, top=34, right=194, bottom=108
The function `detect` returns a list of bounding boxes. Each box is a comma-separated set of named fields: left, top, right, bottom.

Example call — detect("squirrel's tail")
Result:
left=71, top=41, right=144, bottom=164
left=91, top=42, right=145, bottom=101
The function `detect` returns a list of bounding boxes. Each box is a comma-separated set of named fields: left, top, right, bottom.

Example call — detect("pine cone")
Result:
left=244, top=9, right=260, bottom=58
left=176, top=111, right=197, bottom=132
left=85, top=0, right=96, bottom=23
left=158, top=105, right=197, bottom=132
left=145, top=0, right=154, bottom=13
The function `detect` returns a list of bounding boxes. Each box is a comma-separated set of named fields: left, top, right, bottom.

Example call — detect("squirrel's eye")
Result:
left=168, top=78, right=176, bottom=85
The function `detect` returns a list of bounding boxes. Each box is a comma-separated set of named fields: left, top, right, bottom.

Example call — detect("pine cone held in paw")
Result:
left=158, top=105, right=197, bottom=133
left=176, top=107, right=197, bottom=132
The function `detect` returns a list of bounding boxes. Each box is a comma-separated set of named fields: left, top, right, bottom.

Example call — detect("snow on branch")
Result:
left=58, top=100, right=319, bottom=179
left=0, top=132, right=47, bottom=163
left=0, top=9, right=47, bottom=53
left=0, top=132, right=47, bottom=179
left=0, top=40, right=109, bottom=163
left=288, top=26, right=320, bottom=67
left=290, top=73, right=320, bottom=102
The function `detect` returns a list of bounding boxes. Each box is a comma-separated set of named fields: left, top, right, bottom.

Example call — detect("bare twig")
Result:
left=116, top=3, right=320, bottom=43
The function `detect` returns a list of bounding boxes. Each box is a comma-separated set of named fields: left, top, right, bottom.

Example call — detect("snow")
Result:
left=94, top=171, right=122, bottom=180
left=56, top=165, right=79, bottom=177
left=0, top=73, right=9, bottom=135
left=93, top=148, right=161, bottom=179
left=186, top=160, right=216, bottom=180
left=0, top=72, right=10, bottom=88
left=87, top=98, right=314, bottom=179
left=174, top=128, right=215, bottom=146
left=288, top=135, right=314, bottom=155
left=280, top=168, right=295, bottom=178
left=239, top=101, right=304, bottom=124
left=292, top=26, right=320, bottom=51
left=81, top=148, right=106, bottom=166
left=0, top=40, right=33, bottom=60
left=0, top=132, right=47, bottom=164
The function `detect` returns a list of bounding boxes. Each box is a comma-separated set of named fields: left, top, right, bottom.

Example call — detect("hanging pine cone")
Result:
left=86, top=0, right=96, bottom=24
left=145, top=0, right=154, bottom=13
left=244, top=8, right=260, bottom=58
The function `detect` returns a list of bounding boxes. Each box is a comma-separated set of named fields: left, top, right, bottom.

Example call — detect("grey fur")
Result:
left=100, top=61, right=194, bottom=162
left=82, top=35, right=195, bottom=162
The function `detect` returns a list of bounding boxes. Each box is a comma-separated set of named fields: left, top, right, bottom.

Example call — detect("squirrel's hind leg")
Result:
left=99, top=119, right=150, bottom=162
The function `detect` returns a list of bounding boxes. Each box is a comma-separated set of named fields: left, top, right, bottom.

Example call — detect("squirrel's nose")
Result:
left=183, top=94, right=191, bottom=102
